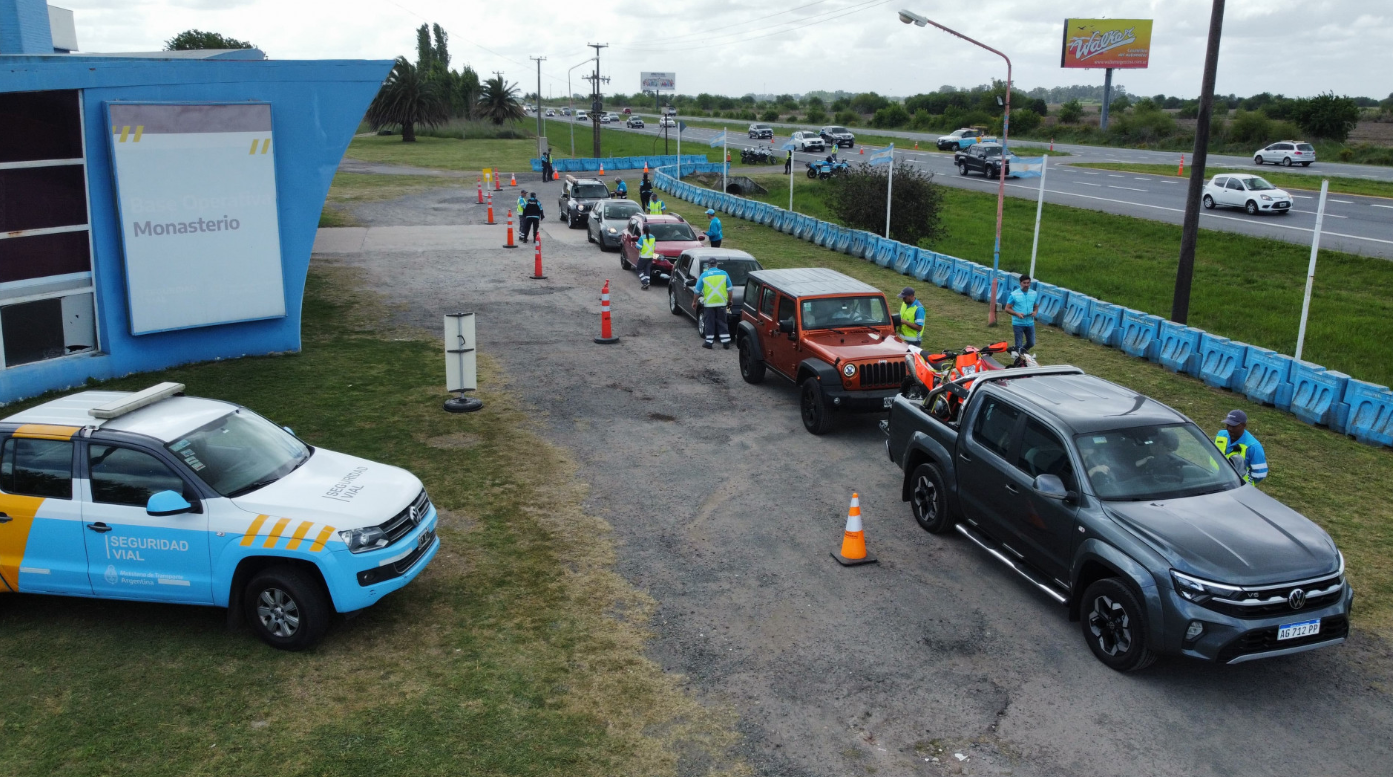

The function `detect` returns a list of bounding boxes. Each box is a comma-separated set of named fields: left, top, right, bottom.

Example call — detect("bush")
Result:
left=1006, top=108, right=1041, bottom=136
left=1178, top=100, right=1199, bottom=119
left=1293, top=93, right=1360, bottom=141
left=1227, top=110, right=1272, bottom=145
left=834, top=110, right=859, bottom=126
left=806, top=107, right=828, bottom=123
left=784, top=114, right=800, bottom=123
left=760, top=109, right=780, bottom=122
left=911, top=110, right=941, bottom=131
left=1109, top=94, right=1132, bottom=112
left=828, top=163, right=944, bottom=246
left=1057, top=99, right=1083, bottom=124
left=942, top=107, right=993, bottom=131
left=871, top=104, right=912, bottom=128
left=850, top=92, right=890, bottom=114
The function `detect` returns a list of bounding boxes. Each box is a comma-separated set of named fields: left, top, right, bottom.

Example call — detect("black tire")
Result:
left=620, top=251, right=632, bottom=270
left=909, top=462, right=954, bottom=533
left=799, top=378, right=834, bottom=435
left=1202, top=194, right=1215, bottom=209
left=587, top=228, right=596, bottom=244
left=1080, top=578, right=1157, bottom=672
left=244, top=566, right=330, bottom=651
left=1281, top=157, right=1292, bottom=167
left=1301, top=162, right=1311, bottom=167
left=1254, top=155, right=1264, bottom=165
left=668, top=286, right=683, bottom=316
left=958, top=162, right=968, bottom=176
left=1245, top=200, right=1259, bottom=216
left=738, top=336, right=765, bottom=384
left=807, top=168, right=817, bottom=179
left=697, top=309, right=708, bottom=339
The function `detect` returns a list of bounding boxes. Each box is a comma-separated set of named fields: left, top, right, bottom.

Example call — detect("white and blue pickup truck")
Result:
left=0, top=383, right=439, bottom=650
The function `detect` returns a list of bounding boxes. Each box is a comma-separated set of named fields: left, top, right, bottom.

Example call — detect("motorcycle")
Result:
left=805, top=158, right=851, bottom=179
left=740, top=147, right=775, bottom=165
left=900, top=341, right=1011, bottom=422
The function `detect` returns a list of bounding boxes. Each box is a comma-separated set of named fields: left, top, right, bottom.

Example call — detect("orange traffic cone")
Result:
left=595, top=280, right=619, bottom=344
left=477, top=178, right=483, bottom=203
left=485, top=192, right=495, bottom=225
left=831, top=493, right=876, bottom=566
left=914, top=141, right=919, bottom=150
left=1178, top=154, right=1185, bottom=177
left=643, top=161, right=649, bottom=173
left=509, top=172, right=517, bottom=186
left=529, top=231, right=546, bottom=279
left=1050, top=137, right=1055, bottom=152
left=494, top=170, right=502, bottom=191
left=859, top=146, right=864, bottom=155
left=553, top=170, right=560, bottom=180
left=502, top=209, right=517, bottom=248
left=599, top=162, right=606, bottom=175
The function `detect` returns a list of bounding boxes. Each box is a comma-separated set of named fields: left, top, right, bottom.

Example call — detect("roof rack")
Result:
left=88, top=382, right=185, bottom=420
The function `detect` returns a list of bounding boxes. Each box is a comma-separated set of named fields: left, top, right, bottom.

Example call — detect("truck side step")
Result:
left=954, top=523, right=1068, bottom=605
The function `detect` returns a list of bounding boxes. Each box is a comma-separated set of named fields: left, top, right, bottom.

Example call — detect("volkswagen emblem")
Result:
left=408, top=506, right=419, bottom=524
left=1288, top=588, right=1307, bottom=610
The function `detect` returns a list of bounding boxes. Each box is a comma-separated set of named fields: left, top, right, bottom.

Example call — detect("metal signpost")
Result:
left=1295, top=180, right=1330, bottom=362
left=443, top=312, right=482, bottom=413
left=641, top=72, right=676, bottom=154
left=869, top=145, right=895, bottom=238
left=1029, top=154, right=1049, bottom=278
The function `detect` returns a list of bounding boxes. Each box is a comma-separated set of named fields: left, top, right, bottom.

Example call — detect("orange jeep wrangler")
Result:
left=736, top=268, right=912, bottom=434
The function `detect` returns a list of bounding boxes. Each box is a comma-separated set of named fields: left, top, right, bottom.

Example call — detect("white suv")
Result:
left=789, top=131, right=825, bottom=152
left=1202, top=174, right=1293, bottom=215
left=1254, top=141, right=1315, bottom=167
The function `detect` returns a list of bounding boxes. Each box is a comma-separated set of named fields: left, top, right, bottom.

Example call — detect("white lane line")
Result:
left=1293, top=195, right=1313, bottom=199
left=1083, top=172, right=1100, bottom=175
left=1134, top=177, right=1150, bottom=180
left=1330, top=199, right=1355, bottom=204
left=1109, top=186, right=1148, bottom=192
left=1108, top=174, right=1125, bottom=178
left=1293, top=210, right=1348, bottom=218
left=1160, top=179, right=1179, bottom=183
left=1079, top=182, right=1102, bottom=187
left=1372, top=204, right=1393, bottom=209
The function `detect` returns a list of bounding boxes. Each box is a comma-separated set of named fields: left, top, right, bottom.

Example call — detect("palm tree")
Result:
left=476, top=75, right=525, bottom=125
left=365, top=57, right=449, bottom=142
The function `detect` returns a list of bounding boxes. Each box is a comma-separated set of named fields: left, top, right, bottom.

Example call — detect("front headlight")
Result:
left=1261, top=195, right=1272, bottom=201
left=607, top=227, right=617, bottom=233
left=577, top=204, right=586, bottom=211
left=1170, top=570, right=1241, bottom=604
left=339, top=526, right=388, bottom=554
left=842, top=363, right=857, bottom=377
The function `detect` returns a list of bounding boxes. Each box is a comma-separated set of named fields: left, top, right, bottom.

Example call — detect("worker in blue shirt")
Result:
left=693, top=257, right=733, bottom=349
left=1214, top=409, right=1268, bottom=484
left=705, top=209, right=723, bottom=248
left=895, top=287, right=925, bottom=345
left=1003, top=274, right=1041, bottom=354
left=614, top=178, right=628, bottom=199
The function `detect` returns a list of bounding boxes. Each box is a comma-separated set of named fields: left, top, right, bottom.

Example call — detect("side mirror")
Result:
left=147, top=490, right=193, bottom=517
left=282, top=426, right=295, bottom=436
left=778, top=319, right=795, bottom=334
left=686, top=277, right=698, bottom=287
left=1033, top=474, right=1069, bottom=498
left=1228, top=453, right=1248, bottom=477
left=891, top=313, right=902, bottom=328
left=698, top=234, right=708, bottom=243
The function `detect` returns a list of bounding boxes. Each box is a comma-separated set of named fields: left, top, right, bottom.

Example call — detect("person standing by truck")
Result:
left=694, top=257, right=733, bottom=349
left=639, top=173, right=653, bottom=210
left=896, top=287, right=925, bottom=346
left=1003, top=274, right=1041, bottom=354
left=1214, top=409, right=1268, bottom=484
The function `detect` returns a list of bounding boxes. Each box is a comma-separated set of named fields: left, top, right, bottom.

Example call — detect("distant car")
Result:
left=664, top=106, right=677, bottom=116
left=659, top=116, right=676, bottom=128
left=622, top=108, right=632, bottom=115
left=619, top=214, right=706, bottom=282
left=668, top=249, right=764, bottom=341
left=587, top=198, right=643, bottom=250
left=789, top=131, right=825, bottom=152
left=545, top=109, right=556, bottom=117
left=748, top=123, right=774, bottom=139
left=1203, top=173, right=1293, bottom=215
left=819, top=125, right=855, bottom=148
left=575, top=110, right=589, bottom=121
left=936, top=127, right=985, bottom=151
left=626, top=116, right=645, bottom=128
left=1254, top=141, right=1315, bottom=167
left=954, top=142, right=1011, bottom=178
left=562, top=107, right=572, bottom=116
left=558, top=175, right=611, bottom=228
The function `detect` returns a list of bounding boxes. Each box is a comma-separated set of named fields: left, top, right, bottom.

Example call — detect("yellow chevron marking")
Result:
left=260, top=138, right=271, bottom=155
left=285, top=520, right=315, bottom=551
left=262, top=517, right=291, bottom=548
left=13, top=424, right=79, bottom=441
left=249, top=139, right=258, bottom=155
left=133, top=125, right=144, bottom=142
left=240, top=514, right=269, bottom=546
left=118, top=126, right=130, bottom=143
left=308, top=525, right=337, bottom=553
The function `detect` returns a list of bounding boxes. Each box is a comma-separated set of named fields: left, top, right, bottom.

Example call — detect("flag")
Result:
left=679, top=121, right=688, bottom=132
left=1009, top=156, right=1045, bottom=178
left=780, top=138, right=796, bottom=151
left=709, top=130, right=727, bottom=147
left=868, top=144, right=894, bottom=166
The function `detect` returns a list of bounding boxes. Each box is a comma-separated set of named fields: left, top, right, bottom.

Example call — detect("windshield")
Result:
left=715, top=261, right=759, bottom=286
left=166, top=410, right=311, bottom=497
left=799, top=295, right=891, bottom=330
left=752, top=125, right=769, bottom=130
left=1073, top=423, right=1241, bottom=501
left=1243, top=177, right=1276, bottom=191
left=981, top=146, right=1002, bottom=157
left=574, top=184, right=609, bottom=199
left=649, top=223, right=697, bottom=241
left=828, top=127, right=849, bottom=134
left=604, top=202, right=641, bottom=219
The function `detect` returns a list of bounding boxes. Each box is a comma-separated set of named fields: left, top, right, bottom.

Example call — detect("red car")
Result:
left=622, top=108, right=632, bottom=115
left=619, top=214, right=707, bottom=282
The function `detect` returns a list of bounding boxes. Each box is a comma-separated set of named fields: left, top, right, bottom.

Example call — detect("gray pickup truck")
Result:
left=883, top=366, right=1351, bottom=671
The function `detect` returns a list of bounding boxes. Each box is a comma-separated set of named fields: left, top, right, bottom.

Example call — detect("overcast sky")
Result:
left=58, top=0, right=1393, bottom=100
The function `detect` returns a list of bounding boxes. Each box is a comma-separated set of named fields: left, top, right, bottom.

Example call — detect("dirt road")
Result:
left=317, top=178, right=1393, bottom=777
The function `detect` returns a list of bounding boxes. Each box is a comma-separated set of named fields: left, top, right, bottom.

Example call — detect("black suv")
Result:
left=819, top=126, right=855, bottom=148
left=558, top=176, right=611, bottom=228
left=748, top=123, right=774, bottom=139
left=954, top=142, right=1010, bottom=178
left=885, top=368, right=1350, bottom=671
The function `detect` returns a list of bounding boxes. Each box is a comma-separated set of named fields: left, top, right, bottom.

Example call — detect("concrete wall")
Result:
left=0, top=0, right=53, bottom=54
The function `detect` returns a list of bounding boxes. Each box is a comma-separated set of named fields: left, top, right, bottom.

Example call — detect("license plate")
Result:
left=883, top=396, right=894, bottom=409
left=1277, top=619, right=1320, bottom=641
left=418, top=529, right=435, bottom=550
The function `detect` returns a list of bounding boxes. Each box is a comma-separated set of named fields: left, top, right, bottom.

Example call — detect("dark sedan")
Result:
left=587, top=198, right=643, bottom=249
left=667, top=248, right=762, bottom=340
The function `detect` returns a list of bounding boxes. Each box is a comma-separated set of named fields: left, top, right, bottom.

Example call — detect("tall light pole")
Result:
left=567, top=57, right=597, bottom=158
left=1172, top=0, right=1226, bottom=324
left=530, top=55, right=546, bottom=157
left=588, top=43, right=608, bottom=159
left=899, top=9, right=1011, bottom=326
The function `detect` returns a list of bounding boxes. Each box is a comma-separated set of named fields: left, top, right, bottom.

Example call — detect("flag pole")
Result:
left=723, top=133, right=728, bottom=193
left=1294, top=180, right=1329, bottom=362
left=884, top=147, right=894, bottom=238
left=1029, top=154, right=1048, bottom=279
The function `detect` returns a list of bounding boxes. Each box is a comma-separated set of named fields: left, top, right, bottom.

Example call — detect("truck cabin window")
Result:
left=1073, top=423, right=1241, bottom=501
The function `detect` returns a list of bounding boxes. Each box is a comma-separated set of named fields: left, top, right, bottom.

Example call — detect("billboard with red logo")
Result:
left=1061, top=19, right=1153, bottom=69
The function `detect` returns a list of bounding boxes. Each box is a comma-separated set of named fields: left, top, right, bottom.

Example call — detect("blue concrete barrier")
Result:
left=775, top=210, right=793, bottom=233
left=873, top=238, right=897, bottom=267
left=1061, top=294, right=1095, bottom=337
left=794, top=215, right=816, bottom=240
left=832, top=226, right=853, bottom=253
left=1035, top=283, right=1069, bottom=327
left=809, top=221, right=828, bottom=247
left=911, top=249, right=935, bottom=281
left=1341, top=380, right=1393, bottom=447
left=1290, top=363, right=1351, bottom=428
left=1197, top=333, right=1250, bottom=391
left=1242, top=348, right=1294, bottom=410
left=856, top=232, right=877, bottom=260
left=994, top=271, right=1020, bottom=307
left=968, top=265, right=992, bottom=302
left=931, top=254, right=955, bottom=288
left=1120, top=309, right=1162, bottom=360
left=1086, top=301, right=1124, bottom=347
left=1155, top=321, right=1202, bottom=374
left=847, top=230, right=868, bottom=257
left=894, top=243, right=916, bottom=275
left=949, top=261, right=974, bottom=294
left=759, top=205, right=778, bottom=227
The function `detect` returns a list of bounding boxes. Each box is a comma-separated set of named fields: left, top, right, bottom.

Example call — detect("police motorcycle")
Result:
left=806, top=154, right=851, bottom=179
left=740, top=146, right=775, bottom=165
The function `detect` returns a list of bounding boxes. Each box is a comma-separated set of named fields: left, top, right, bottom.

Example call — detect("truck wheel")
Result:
left=958, top=162, right=968, bottom=176
left=1080, top=579, right=1157, bottom=672
left=909, top=463, right=954, bottom=534
left=244, top=566, right=330, bottom=651
left=738, top=337, right=765, bottom=384
left=800, top=378, right=834, bottom=435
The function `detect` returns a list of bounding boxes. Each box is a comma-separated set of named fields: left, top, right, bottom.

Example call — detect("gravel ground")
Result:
left=318, top=178, right=1393, bottom=777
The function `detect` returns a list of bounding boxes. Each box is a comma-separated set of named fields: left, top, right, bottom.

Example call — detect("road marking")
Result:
left=1079, top=182, right=1102, bottom=187
left=1293, top=210, right=1348, bottom=218
left=1083, top=172, right=1099, bottom=175
left=1293, top=195, right=1313, bottom=199
left=1134, top=177, right=1150, bottom=180
left=1372, top=204, right=1393, bottom=209
left=1160, top=179, right=1179, bottom=183
left=1109, top=186, right=1147, bottom=192
left=1108, top=174, right=1125, bottom=178
left=1330, top=199, right=1354, bottom=204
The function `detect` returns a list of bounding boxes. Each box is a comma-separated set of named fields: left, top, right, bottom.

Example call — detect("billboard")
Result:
left=1061, top=19, right=1152, bottom=69
left=640, top=71, right=676, bottom=91
left=108, top=103, right=286, bottom=335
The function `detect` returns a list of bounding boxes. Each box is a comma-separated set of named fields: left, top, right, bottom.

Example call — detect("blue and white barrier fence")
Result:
left=530, top=155, right=725, bottom=175
left=647, top=164, right=1393, bottom=449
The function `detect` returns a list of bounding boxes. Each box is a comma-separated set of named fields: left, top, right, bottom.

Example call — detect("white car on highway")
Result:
left=1254, top=141, right=1315, bottom=167
left=1203, top=174, right=1293, bottom=215
left=575, top=110, right=588, bottom=121
left=789, top=131, right=825, bottom=152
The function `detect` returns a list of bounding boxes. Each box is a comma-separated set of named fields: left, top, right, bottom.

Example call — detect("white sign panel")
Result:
left=109, top=103, right=286, bottom=335
left=640, top=72, right=677, bottom=91
left=444, top=312, right=477, bottom=393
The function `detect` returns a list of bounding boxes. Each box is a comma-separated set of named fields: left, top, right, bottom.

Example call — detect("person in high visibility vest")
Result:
left=636, top=225, right=657, bottom=290
left=516, top=191, right=527, bottom=215
left=896, top=287, right=925, bottom=345
left=694, top=257, right=733, bottom=349
left=520, top=192, right=544, bottom=243
left=647, top=197, right=665, bottom=215
left=1214, top=409, right=1268, bottom=484
left=784, top=148, right=793, bottom=174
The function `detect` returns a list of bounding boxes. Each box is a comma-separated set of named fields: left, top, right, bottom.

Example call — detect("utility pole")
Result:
left=588, top=43, right=608, bottom=158
left=530, top=56, right=546, bottom=156
left=1171, top=0, right=1226, bottom=324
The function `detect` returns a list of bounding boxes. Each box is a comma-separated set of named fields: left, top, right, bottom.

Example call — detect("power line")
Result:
left=645, top=0, right=837, bottom=45
left=614, top=0, right=896, bottom=52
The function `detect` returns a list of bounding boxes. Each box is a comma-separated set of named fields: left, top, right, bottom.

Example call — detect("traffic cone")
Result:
left=529, top=231, right=546, bottom=279
left=599, top=162, right=606, bottom=175
left=914, top=141, right=919, bottom=150
left=485, top=192, right=495, bottom=225
left=1178, top=154, right=1185, bottom=177
left=477, top=178, right=483, bottom=203
left=494, top=170, right=502, bottom=191
left=553, top=170, right=560, bottom=180
left=859, top=146, right=864, bottom=154
left=594, top=280, right=620, bottom=344
left=643, top=161, right=649, bottom=173
left=831, top=492, right=877, bottom=566
left=509, top=172, right=517, bottom=186
left=1050, top=137, right=1055, bottom=152
left=502, top=209, right=517, bottom=248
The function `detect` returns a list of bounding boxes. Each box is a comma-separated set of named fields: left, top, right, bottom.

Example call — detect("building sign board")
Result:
left=640, top=72, right=676, bottom=91
left=1061, top=19, right=1153, bottom=69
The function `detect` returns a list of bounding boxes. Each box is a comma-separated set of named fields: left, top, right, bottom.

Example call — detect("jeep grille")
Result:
left=855, top=360, right=905, bottom=388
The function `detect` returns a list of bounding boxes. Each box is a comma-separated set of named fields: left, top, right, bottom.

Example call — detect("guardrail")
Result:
left=649, top=165, right=1393, bottom=450
left=530, top=156, right=724, bottom=174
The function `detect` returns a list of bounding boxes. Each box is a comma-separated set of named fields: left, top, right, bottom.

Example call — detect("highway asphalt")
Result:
left=592, top=117, right=1393, bottom=260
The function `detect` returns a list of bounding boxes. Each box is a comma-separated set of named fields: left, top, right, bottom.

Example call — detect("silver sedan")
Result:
left=587, top=198, right=644, bottom=250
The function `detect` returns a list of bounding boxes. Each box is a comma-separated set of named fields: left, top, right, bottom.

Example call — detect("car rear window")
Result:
left=1297, top=143, right=1314, bottom=152
left=606, top=202, right=640, bottom=219
left=717, top=261, right=759, bottom=287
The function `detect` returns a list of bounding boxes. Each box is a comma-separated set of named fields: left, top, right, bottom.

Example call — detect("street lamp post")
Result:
left=567, top=57, right=598, bottom=158
left=899, top=9, right=1011, bottom=326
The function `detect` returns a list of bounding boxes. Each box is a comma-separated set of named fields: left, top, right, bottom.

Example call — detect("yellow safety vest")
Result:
left=647, top=199, right=663, bottom=214
left=899, top=300, right=923, bottom=341
left=699, top=272, right=730, bottom=306
left=1214, top=431, right=1252, bottom=484
left=638, top=235, right=657, bottom=259
left=517, top=198, right=526, bottom=214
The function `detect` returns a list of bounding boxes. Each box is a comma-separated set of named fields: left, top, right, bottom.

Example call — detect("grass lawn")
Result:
left=666, top=187, right=1393, bottom=637
left=1070, top=162, right=1393, bottom=199
left=0, top=266, right=739, bottom=777
left=345, top=132, right=712, bottom=179
left=715, top=173, right=1393, bottom=387
left=320, top=173, right=465, bottom=227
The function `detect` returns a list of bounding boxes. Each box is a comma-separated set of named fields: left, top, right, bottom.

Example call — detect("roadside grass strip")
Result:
left=321, top=173, right=467, bottom=227
left=0, top=266, right=744, bottom=777
left=657, top=172, right=1393, bottom=636
left=1069, top=162, right=1393, bottom=200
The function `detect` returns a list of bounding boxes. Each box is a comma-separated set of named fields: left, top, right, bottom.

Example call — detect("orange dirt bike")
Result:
left=901, top=342, right=1011, bottom=421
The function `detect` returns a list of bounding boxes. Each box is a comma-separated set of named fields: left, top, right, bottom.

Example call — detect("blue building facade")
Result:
left=0, top=1, right=390, bottom=402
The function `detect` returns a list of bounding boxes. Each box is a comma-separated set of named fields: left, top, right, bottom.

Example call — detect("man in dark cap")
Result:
left=1214, top=409, right=1268, bottom=484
